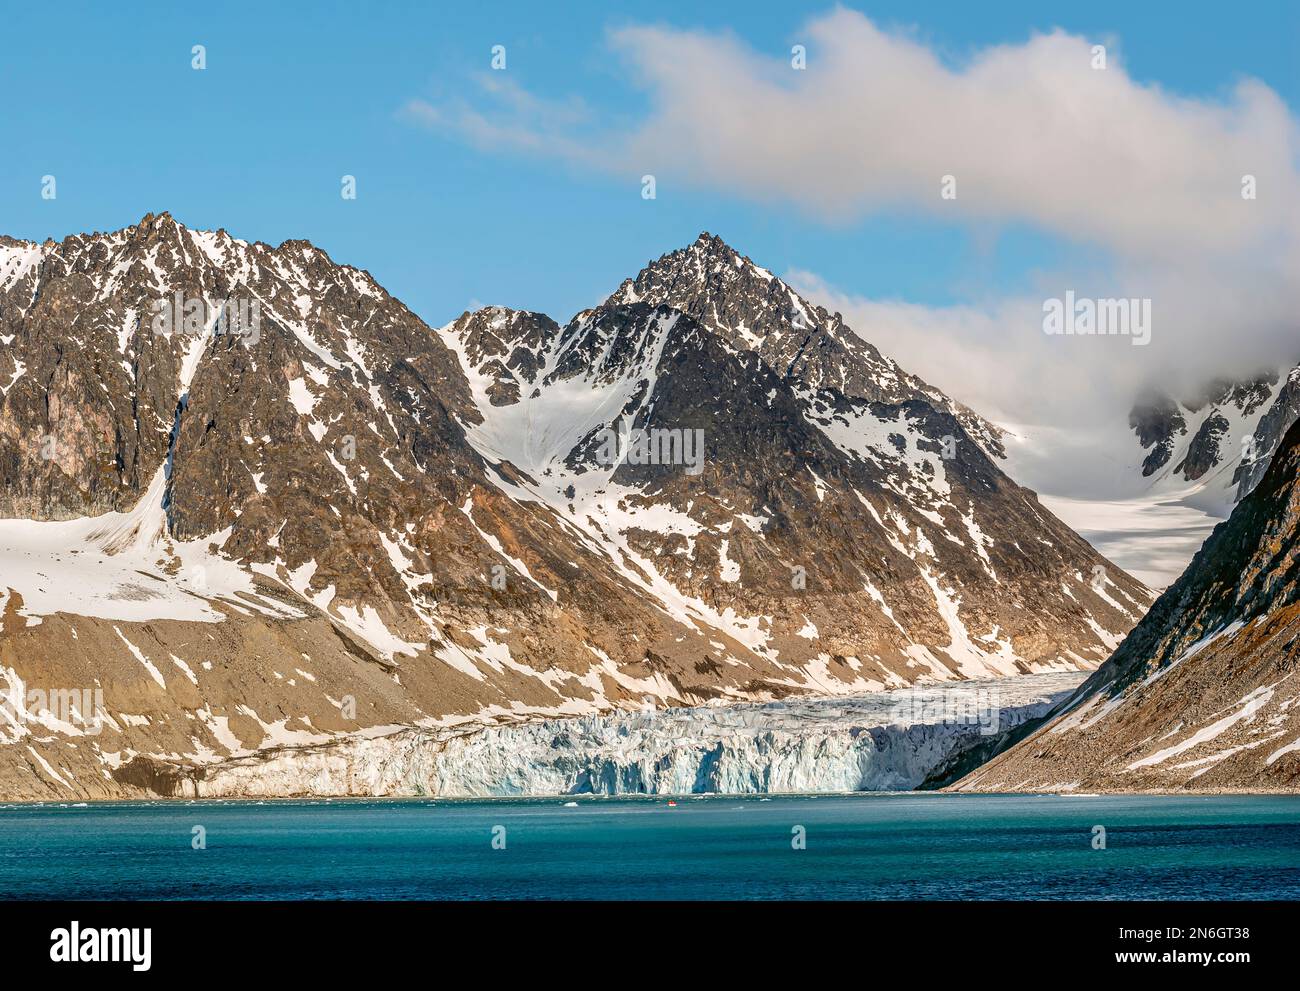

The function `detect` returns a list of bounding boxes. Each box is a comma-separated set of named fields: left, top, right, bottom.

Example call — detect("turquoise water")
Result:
left=2, top=793, right=1298, bottom=900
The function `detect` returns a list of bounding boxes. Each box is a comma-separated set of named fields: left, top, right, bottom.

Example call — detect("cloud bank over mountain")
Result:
left=407, top=8, right=1300, bottom=505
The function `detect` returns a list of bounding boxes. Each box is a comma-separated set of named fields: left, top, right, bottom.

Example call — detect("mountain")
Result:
left=604, top=233, right=1008, bottom=459
left=951, top=417, right=1300, bottom=793
left=0, top=216, right=1148, bottom=799
left=1129, top=364, right=1300, bottom=511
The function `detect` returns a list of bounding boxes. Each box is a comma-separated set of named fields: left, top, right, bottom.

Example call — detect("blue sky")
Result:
left=1, top=0, right=1296, bottom=330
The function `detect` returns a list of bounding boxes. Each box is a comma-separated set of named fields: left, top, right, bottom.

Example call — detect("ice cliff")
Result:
left=186, top=672, right=1084, bottom=797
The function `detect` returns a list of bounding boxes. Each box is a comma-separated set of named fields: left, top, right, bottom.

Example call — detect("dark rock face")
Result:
left=449, top=307, right=561, bottom=408
left=953, top=418, right=1300, bottom=793
left=1, top=220, right=183, bottom=518
left=1176, top=412, right=1231, bottom=481
left=1129, top=392, right=1186, bottom=476
left=0, top=217, right=1151, bottom=799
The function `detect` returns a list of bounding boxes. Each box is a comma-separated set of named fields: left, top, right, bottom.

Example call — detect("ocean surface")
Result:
left=2, top=793, right=1298, bottom=900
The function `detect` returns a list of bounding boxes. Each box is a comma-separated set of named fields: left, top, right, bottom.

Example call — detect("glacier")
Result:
left=188, top=671, right=1084, bottom=798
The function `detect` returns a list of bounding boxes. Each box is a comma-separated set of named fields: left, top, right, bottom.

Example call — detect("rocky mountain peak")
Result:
left=606, top=233, right=1006, bottom=459
left=612, top=230, right=804, bottom=326
left=444, top=305, right=563, bottom=408
left=680, top=229, right=772, bottom=279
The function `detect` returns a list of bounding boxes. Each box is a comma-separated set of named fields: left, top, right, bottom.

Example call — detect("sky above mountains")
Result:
left=2, top=1, right=1296, bottom=517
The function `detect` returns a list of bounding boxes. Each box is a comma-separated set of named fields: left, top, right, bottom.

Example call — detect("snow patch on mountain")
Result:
left=0, top=464, right=303, bottom=624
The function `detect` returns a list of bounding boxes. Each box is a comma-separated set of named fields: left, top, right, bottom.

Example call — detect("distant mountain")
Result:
left=1129, top=364, right=1300, bottom=509
left=0, top=216, right=1148, bottom=799
left=952, top=417, right=1300, bottom=792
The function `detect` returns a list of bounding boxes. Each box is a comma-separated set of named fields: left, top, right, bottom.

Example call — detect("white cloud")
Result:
left=408, top=9, right=1300, bottom=506
left=401, top=74, right=601, bottom=165
left=411, top=10, right=1298, bottom=258
left=599, top=10, right=1300, bottom=411
left=606, top=12, right=1298, bottom=261
left=782, top=271, right=1156, bottom=499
